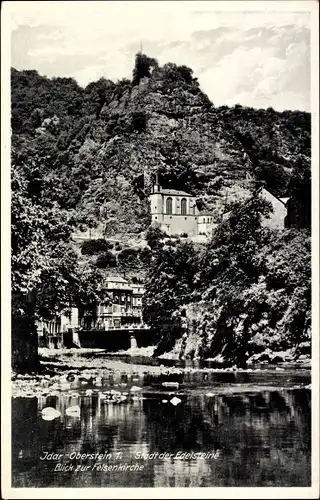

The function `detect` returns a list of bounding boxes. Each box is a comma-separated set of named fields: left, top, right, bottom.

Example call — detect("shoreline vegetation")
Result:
left=11, top=54, right=311, bottom=374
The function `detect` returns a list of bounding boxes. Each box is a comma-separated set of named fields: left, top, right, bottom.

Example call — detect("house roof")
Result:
left=279, top=197, right=290, bottom=205
left=105, top=276, right=128, bottom=284
left=198, top=211, right=213, bottom=216
left=257, top=187, right=290, bottom=205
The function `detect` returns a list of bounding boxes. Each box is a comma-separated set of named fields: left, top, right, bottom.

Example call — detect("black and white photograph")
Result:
left=1, top=0, right=319, bottom=497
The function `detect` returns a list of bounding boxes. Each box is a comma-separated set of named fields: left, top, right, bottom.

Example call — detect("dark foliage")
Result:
left=81, top=238, right=113, bottom=255
left=132, top=52, right=158, bottom=85
left=95, top=251, right=117, bottom=268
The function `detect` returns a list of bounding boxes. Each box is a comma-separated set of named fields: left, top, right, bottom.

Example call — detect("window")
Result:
left=155, top=216, right=157, bottom=220
left=166, top=197, right=172, bottom=214
left=181, top=198, right=187, bottom=215
left=192, top=205, right=196, bottom=215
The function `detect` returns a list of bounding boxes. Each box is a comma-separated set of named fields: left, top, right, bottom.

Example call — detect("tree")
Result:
left=95, top=251, right=117, bottom=268
left=81, top=238, right=113, bottom=255
left=70, top=265, right=109, bottom=327
left=11, top=164, right=74, bottom=371
left=196, top=195, right=273, bottom=366
left=286, top=155, right=311, bottom=229
left=11, top=159, right=110, bottom=371
left=143, top=238, right=198, bottom=355
left=84, top=78, right=115, bottom=118
left=132, top=53, right=158, bottom=85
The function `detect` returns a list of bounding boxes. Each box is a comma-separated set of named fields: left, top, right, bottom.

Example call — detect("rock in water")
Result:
left=66, top=405, right=81, bottom=417
left=41, top=407, right=61, bottom=421
left=130, top=386, right=142, bottom=393
left=170, top=396, right=182, bottom=406
left=162, top=382, right=179, bottom=389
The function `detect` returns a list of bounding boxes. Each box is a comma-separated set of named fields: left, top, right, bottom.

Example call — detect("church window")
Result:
left=181, top=198, right=187, bottom=215
left=166, top=197, right=173, bottom=214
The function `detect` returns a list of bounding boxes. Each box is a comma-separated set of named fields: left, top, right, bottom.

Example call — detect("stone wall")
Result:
left=162, top=214, right=198, bottom=236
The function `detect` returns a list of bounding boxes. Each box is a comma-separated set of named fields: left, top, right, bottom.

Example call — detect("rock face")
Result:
left=11, top=58, right=311, bottom=238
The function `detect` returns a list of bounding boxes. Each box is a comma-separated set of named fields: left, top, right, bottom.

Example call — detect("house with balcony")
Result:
left=80, top=276, right=146, bottom=331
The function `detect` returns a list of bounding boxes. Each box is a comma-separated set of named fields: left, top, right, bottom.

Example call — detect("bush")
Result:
left=131, top=111, right=147, bottom=132
left=115, top=242, right=122, bottom=251
left=164, top=239, right=177, bottom=247
left=95, top=251, right=117, bottom=268
left=145, top=224, right=165, bottom=250
left=81, top=238, right=113, bottom=255
left=131, top=276, right=143, bottom=284
left=180, top=233, right=188, bottom=238
left=118, top=247, right=139, bottom=266
left=139, top=246, right=152, bottom=264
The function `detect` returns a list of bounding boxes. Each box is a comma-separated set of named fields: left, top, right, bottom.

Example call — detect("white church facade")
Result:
left=149, top=178, right=214, bottom=236
left=149, top=177, right=290, bottom=237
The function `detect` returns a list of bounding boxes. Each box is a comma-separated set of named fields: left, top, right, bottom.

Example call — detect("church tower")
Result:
left=149, top=173, right=163, bottom=223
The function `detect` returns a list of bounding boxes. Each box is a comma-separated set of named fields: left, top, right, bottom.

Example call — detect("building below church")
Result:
left=149, top=178, right=214, bottom=236
left=81, top=277, right=146, bottom=331
left=222, top=187, right=290, bottom=230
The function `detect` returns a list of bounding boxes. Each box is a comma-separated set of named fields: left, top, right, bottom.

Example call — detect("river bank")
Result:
left=11, top=347, right=311, bottom=399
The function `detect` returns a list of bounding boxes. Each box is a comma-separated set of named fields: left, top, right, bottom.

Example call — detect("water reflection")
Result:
left=12, top=371, right=311, bottom=487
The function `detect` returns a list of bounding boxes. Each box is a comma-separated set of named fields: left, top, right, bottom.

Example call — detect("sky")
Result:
left=9, top=1, right=312, bottom=111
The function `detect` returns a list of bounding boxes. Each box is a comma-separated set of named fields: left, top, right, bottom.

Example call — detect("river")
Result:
left=12, top=354, right=311, bottom=488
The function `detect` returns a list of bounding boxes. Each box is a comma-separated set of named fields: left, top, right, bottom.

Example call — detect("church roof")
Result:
left=160, top=188, right=192, bottom=197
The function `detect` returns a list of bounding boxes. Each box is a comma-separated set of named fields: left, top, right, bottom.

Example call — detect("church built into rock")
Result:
left=149, top=177, right=214, bottom=236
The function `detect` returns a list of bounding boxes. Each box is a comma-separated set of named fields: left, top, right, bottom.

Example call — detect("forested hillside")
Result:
left=11, top=54, right=311, bottom=370
left=11, top=53, right=311, bottom=236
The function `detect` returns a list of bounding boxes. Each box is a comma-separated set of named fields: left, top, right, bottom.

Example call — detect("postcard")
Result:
left=1, top=1, right=319, bottom=498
